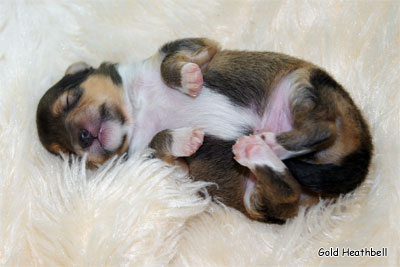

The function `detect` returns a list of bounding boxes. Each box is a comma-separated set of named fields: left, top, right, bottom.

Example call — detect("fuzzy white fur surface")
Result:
left=0, top=1, right=399, bottom=266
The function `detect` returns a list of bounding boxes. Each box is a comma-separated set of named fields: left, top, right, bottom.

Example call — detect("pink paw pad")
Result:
left=233, top=135, right=286, bottom=172
left=233, top=135, right=268, bottom=168
left=180, top=63, right=203, bottom=97
left=171, top=127, right=204, bottom=157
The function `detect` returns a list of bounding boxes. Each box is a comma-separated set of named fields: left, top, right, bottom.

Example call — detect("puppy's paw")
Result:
left=233, top=135, right=285, bottom=172
left=258, top=132, right=287, bottom=158
left=170, top=126, right=204, bottom=157
left=258, top=132, right=305, bottom=160
left=233, top=135, right=269, bottom=167
left=180, top=63, right=203, bottom=97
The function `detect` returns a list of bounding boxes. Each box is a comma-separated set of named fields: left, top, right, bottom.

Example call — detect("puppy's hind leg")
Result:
left=159, top=38, right=220, bottom=97
left=260, top=69, right=370, bottom=195
left=233, top=135, right=301, bottom=224
left=269, top=69, right=339, bottom=158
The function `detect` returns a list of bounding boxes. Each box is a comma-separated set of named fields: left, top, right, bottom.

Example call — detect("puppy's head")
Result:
left=36, top=62, right=131, bottom=166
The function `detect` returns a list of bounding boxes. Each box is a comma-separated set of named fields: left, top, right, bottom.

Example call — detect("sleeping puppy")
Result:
left=36, top=38, right=372, bottom=224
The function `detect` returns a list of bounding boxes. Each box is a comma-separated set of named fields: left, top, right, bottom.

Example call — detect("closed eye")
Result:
left=64, top=90, right=82, bottom=112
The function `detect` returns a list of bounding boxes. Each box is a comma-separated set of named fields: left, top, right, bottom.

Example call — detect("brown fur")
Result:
left=149, top=129, right=175, bottom=164
left=158, top=38, right=372, bottom=223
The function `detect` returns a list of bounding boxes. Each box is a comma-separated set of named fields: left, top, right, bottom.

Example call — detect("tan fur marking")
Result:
left=80, top=75, right=124, bottom=108
left=245, top=200, right=264, bottom=220
left=66, top=74, right=126, bottom=129
left=51, top=91, right=68, bottom=116
left=50, top=142, right=66, bottom=154
left=314, top=98, right=361, bottom=164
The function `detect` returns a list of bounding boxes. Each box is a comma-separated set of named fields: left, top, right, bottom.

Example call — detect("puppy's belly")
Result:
left=157, top=86, right=260, bottom=141
left=256, top=74, right=293, bottom=134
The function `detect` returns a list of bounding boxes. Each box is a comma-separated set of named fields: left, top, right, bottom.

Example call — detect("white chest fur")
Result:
left=118, top=60, right=259, bottom=153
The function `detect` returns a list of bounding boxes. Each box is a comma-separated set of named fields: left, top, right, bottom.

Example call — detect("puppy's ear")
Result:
left=65, top=62, right=91, bottom=75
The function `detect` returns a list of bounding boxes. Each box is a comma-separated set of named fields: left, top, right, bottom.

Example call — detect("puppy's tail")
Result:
left=283, top=145, right=372, bottom=195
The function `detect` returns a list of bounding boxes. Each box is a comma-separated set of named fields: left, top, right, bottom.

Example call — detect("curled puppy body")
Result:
left=36, top=38, right=373, bottom=223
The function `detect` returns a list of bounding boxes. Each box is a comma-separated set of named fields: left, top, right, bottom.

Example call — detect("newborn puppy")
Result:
left=36, top=38, right=372, bottom=224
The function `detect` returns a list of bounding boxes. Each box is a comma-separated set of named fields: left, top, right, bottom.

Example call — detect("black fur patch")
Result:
left=284, top=144, right=372, bottom=195
left=56, top=68, right=94, bottom=96
left=204, top=69, right=266, bottom=109
left=310, top=68, right=354, bottom=104
left=160, top=38, right=209, bottom=54
left=203, top=53, right=268, bottom=110
left=202, top=51, right=299, bottom=112
left=310, top=69, right=339, bottom=88
left=95, top=62, right=122, bottom=85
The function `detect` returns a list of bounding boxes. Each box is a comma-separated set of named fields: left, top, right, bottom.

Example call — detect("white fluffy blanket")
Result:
left=1, top=1, right=399, bottom=266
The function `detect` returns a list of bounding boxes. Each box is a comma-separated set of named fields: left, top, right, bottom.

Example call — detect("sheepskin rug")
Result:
left=1, top=1, right=399, bottom=266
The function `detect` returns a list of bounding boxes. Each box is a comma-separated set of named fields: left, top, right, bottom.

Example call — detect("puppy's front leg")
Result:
left=159, top=38, right=220, bottom=97
left=233, top=135, right=301, bottom=224
left=149, top=126, right=204, bottom=164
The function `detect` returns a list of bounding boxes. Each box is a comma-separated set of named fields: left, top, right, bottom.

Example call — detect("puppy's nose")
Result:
left=79, top=128, right=94, bottom=148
